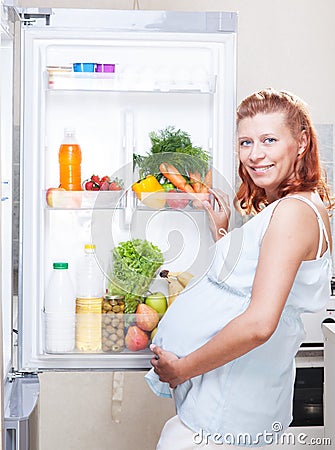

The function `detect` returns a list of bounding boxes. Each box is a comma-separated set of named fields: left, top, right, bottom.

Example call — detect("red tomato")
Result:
left=85, top=181, right=94, bottom=190
left=100, top=180, right=110, bottom=191
left=91, top=175, right=100, bottom=184
left=109, top=182, right=122, bottom=191
left=166, top=190, right=189, bottom=209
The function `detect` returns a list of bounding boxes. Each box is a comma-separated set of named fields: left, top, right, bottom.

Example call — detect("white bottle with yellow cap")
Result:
left=75, top=244, right=104, bottom=352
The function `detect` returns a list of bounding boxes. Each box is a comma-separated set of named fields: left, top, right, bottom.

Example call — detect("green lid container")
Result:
left=53, top=262, right=68, bottom=269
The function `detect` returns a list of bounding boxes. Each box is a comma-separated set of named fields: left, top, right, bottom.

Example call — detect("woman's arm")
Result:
left=151, top=198, right=324, bottom=387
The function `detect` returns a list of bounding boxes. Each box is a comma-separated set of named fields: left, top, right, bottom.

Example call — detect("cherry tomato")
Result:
left=85, top=181, right=94, bottom=190
left=100, top=180, right=110, bottom=191
left=91, top=175, right=100, bottom=185
left=109, top=182, right=122, bottom=191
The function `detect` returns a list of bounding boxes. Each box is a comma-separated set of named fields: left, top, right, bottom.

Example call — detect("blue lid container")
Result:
left=73, top=63, right=96, bottom=73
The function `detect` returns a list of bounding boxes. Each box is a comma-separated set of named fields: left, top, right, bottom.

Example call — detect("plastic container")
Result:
left=58, top=128, right=82, bottom=191
left=73, top=63, right=96, bottom=72
left=95, top=64, right=115, bottom=73
left=75, top=244, right=104, bottom=352
left=44, top=262, right=76, bottom=353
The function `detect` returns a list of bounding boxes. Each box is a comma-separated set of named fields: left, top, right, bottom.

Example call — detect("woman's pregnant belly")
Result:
left=153, top=276, right=249, bottom=357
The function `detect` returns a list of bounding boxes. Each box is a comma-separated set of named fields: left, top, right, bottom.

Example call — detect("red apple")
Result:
left=125, top=325, right=149, bottom=351
left=166, top=190, right=189, bottom=209
left=46, top=187, right=66, bottom=207
left=136, top=303, right=160, bottom=332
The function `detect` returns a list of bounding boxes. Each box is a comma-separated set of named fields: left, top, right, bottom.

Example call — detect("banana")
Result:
left=176, top=271, right=194, bottom=288
left=167, top=279, right=184, bottom=306
left=159, top=270, right=194, bottom=306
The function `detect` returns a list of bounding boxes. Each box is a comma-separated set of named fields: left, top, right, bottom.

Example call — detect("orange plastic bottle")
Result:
left=58, top=128, right=82, bottom=191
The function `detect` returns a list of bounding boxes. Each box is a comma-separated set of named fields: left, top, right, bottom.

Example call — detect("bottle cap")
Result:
left=84, top=244, right=96, bottom=250
left=53, top=262, right=68, bottom=269
left=64, top=127, right=75, bottom=136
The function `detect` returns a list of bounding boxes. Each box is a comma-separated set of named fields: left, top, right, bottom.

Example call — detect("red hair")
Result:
left=235, top=88, right=332, bottom=214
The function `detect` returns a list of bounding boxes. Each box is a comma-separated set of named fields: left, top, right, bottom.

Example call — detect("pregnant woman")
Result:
left=145, top=88, right=333, bottom=448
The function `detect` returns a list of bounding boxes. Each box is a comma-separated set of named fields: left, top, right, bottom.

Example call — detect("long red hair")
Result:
left=235, top=88, right=332, bottom=214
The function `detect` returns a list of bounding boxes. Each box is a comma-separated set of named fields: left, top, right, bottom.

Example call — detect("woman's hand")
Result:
left=150, top=344, right=186, bottom=389
left=203, top=189, right=231, bottom=241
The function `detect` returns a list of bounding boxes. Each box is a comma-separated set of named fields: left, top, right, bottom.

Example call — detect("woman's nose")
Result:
left=248, top=143, right=265, bottom=161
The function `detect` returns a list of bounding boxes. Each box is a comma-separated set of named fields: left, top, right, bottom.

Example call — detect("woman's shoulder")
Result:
left=264, top=192, right=331, bottom=260
left=272, top=192, right=328, bottom=224
left=269, top=194, right=320, bottom=230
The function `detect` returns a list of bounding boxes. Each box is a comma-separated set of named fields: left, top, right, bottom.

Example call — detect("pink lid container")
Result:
left=95, top=64, right=115, bottom=73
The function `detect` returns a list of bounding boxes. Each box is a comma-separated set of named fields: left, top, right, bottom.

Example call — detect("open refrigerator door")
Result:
left=1, top=5, right=39, bottom=450
left=14, top=9, right=237, bottom=372
left=1, top=1, right=13, bottom=387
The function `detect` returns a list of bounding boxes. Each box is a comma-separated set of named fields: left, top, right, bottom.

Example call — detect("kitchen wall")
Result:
left=12, top=1, right=335, bottom=449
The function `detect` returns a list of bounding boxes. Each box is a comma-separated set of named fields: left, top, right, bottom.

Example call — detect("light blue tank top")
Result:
left=145, top=195, right=332, bottom=447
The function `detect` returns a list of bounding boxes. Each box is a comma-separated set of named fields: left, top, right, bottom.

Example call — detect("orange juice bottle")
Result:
left=58, top=128, right=82, bottom=191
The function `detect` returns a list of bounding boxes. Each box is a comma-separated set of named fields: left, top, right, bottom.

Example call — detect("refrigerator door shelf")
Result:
left=42, top=310, right=161, bottom=356
left=44, top=189, right=126, bottom=210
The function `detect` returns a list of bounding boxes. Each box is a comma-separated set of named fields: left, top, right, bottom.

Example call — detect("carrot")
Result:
left=200, top=183, right=208, bottom=194
left=159, top=163, right=194, bottom=193
left=201, top=169, right=212, bottom=193
left=189, top=171, right=202, bottom=193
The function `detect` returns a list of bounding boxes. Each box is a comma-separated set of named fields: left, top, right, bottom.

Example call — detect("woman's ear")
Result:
left=298, top=130, right=308, bottom=155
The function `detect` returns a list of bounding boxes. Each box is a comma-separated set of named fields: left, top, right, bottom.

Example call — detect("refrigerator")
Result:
left=1, top=5, right=237, bottom=449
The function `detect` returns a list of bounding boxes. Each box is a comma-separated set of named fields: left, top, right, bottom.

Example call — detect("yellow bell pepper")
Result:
left=132, top=175, right=166, bottom=209
left=132, top=175, right=163, bottom=195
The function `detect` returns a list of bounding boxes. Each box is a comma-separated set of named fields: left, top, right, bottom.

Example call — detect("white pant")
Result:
left=156, top=415, right=270, bottom=449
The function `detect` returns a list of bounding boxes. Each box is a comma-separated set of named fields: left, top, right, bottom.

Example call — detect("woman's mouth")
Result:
left=251, top=164, right=275, bottom=173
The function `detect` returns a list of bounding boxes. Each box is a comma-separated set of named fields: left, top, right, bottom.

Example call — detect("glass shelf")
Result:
left=45, top=71, right=216, bottom=94
left=132, top=190, right=213, bottom=211
left=43, top=189, right=213, bottom=211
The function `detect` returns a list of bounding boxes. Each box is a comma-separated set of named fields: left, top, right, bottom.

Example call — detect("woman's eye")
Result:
left=264, top=137, right=276, bottom=144
left=240, top=140, right=252, bottom=147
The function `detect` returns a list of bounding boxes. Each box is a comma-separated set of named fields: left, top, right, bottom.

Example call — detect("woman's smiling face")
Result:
left=238, top=112, right=306, bottom=202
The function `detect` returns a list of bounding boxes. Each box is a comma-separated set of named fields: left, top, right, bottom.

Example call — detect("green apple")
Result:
left=145, top=292, right=168, bottom=316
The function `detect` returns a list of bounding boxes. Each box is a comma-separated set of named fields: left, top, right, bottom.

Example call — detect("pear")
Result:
left=136, top=303, right=160, bottom=332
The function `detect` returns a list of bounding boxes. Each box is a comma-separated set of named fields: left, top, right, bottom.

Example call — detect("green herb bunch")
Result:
left=108, top=239, right=164, bottom=313
left=133, top=126, right=211, bottom=181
